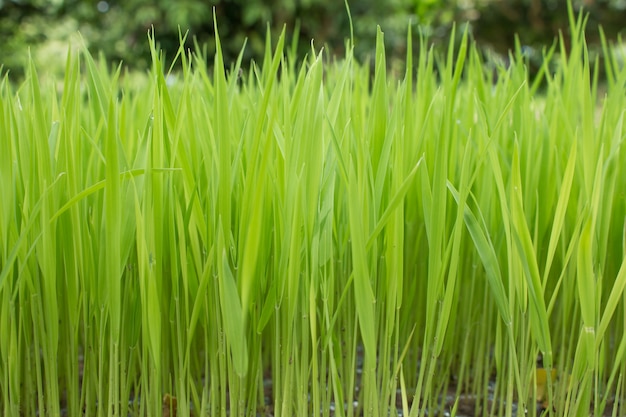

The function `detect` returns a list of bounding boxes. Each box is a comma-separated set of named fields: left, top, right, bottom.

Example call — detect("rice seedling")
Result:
left=1, top=3, right=625, bottom=417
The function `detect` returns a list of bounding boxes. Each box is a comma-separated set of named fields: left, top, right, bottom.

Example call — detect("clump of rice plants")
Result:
left=1, top=6, right=625, bottom=417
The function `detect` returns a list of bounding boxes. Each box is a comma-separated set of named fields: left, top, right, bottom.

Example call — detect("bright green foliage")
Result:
left=1, top=11, right=626, bottom=417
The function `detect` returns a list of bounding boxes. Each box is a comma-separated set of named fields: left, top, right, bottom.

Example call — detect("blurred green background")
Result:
left=1, top=0, right=625, bottom=78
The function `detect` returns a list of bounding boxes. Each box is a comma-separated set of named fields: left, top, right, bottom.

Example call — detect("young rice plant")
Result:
left=1, top=9, right=625, bottom=417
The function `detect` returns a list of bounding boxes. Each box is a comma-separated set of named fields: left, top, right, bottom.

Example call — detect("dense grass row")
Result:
left=1, top=8, right=625, bottom=417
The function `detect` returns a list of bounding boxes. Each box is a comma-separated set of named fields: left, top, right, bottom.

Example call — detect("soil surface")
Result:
left=49, top=352, right=618, bottom=417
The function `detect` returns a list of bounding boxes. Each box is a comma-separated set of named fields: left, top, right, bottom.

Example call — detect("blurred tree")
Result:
left=0, top=0, right=624, bottom=79
left=466, top=0, right=626, bottom=55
